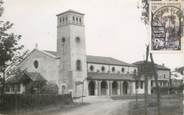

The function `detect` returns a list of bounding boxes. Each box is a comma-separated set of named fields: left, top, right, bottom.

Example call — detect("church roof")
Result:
left=87, top=55, right=135, bottom=66
left=87, top=72, right=135, bottom=80
left=6, top=71, right=46, bottom=84
left=44, top=50, right=135, bottom=66
left=56, top=9, right=84, bottom=16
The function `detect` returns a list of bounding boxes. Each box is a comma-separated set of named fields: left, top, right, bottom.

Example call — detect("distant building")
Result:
left=133, top=61, right=170, bottom=94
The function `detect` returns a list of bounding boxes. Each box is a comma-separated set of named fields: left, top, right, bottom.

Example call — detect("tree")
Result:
left=0, top=1, right=27, bottom=95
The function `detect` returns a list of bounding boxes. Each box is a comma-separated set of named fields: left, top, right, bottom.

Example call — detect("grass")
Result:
left=128, top=97, right=183, bottom=115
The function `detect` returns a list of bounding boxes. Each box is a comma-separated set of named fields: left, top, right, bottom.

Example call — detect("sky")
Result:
left=2, top=0, right=184, bottom=70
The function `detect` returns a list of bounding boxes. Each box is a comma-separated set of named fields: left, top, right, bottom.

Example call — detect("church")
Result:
left=5, top=10, right=171, bottom=97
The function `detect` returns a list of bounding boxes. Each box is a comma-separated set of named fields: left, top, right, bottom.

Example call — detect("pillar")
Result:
left=107, top=81, right=110, bottom=96
left=132, top=81, right=136, bottom=95
left=117, top=81, right=121, bottom=95
left=109, top=81, right=113, bottom=96
left=95, top=80, right=98, bottom=96
left=98, top=81, right=102, bottom=96
left=120, top=81, right=124, bottom=95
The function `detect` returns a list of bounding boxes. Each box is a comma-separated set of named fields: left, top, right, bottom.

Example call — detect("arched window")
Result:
left=76, top=37, right=80, bottom=43
left=76, top=60, right=82, bottom=71
left=89, top=65, right=94, bottom=71
left=133, top=69, right=137, bottom=74
left=112, top=67, right=115, bottom=72
left=121, top=68, right=125, bottom=73
left=33, top=60, right=39, bottom=69
left=101, top=66, right=105, bottom=72
left=76, top=17, right=78, bottom=22
left=62, top=37, right=65, bottom=43
left=73, top=16, right=75, bottom=21
left=60, top=17, right=62, bottom=23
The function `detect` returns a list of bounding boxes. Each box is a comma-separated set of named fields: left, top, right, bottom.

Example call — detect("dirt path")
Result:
left=54, top=96, right=131, bottom=115
left=17, top=96, right=131, bottom=115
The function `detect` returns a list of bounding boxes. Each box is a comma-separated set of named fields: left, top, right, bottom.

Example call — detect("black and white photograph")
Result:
left=0, top=0, right=184, bottom=115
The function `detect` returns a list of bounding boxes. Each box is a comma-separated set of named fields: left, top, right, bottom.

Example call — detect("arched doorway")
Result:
left=112, top=81, right=118, bottom=95
left=101, top=81, right=107, bottom=96
left=123, top=81, right=128, bottom=95
left=88, top=81, right=95, bottom=96
left=62, top=85, right=66, bottom=94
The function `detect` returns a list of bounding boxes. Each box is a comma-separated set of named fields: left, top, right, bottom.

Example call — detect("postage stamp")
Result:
left=150, top=0, right=183, bottom=51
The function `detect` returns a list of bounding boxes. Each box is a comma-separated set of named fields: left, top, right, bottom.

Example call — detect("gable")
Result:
left=18, top=49, right=59, bottom=82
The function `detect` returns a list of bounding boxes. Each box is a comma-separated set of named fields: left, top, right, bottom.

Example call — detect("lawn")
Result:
left=128, top=95, right=183, bottom=115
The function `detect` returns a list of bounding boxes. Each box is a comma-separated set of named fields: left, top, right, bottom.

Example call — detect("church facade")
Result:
left=5, top=10, right=171, bottom=97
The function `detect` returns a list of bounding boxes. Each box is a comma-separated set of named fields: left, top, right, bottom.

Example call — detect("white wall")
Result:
left=87, top=63, right=137, bottom=74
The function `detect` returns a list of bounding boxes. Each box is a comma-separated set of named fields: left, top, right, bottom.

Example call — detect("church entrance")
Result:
left=101, top=81, right=107, bottom=96
left=88, top=81, right=95, bottom=96
left=112, top=81, right=118, bottom=95
left=123, top=81, right=128, bottom=95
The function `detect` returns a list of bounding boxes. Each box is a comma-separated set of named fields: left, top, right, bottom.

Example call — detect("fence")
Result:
left=0, top=94, right=73, bottom=112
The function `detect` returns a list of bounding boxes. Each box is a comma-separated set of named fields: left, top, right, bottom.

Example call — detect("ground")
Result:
left=16, top=96, right=132, bottom=115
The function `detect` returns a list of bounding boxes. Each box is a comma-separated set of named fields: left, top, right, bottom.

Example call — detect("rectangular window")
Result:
left=136, top=81, right=139, bottom=89
left=140, top=81, right=144, bottom=89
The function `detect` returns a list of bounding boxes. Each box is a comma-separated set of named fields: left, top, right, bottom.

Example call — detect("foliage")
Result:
left=0, top=1, right=27, bottom=95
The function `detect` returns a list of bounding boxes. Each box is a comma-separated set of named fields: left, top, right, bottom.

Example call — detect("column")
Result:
left=109, top=81, right=113, bottom=96
left=95, top=80, right=98, bottom=96
left=107, top=81, right=110, bottom=96
left=120, top=81, right=124, bottom=95
left=132, top=81, right=136, bottom=95
left=98, top=81, right=102, bottom=96
left=117, top=81, right=121, bottom=95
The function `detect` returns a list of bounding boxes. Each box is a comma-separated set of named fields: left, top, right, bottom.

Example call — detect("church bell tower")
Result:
left=56, top=10, right=87, bottom=97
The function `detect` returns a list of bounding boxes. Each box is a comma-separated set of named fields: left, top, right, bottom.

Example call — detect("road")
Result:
left=19, top=96, right=131, bottom=115
left=56, top=96, right=131, bottom=115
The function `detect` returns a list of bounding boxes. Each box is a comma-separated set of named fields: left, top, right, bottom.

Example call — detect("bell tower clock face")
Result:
left=151, top=6, right=182, bottom=50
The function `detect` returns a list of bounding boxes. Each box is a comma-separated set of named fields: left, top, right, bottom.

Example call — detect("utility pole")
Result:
left=144, top=45, right=149, bottom=115
left=150, top=53, right=160, bottom=115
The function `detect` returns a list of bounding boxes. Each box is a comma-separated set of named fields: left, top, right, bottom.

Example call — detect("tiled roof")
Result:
left=24, top=71, right=46, bottom=82
left=44, top=50, right=57, bottom=57
left=87, top=72, right=135, bottom=80
left=44, top=50, right=135, bottom=66
left=6, top=71, right=46, bottom=84
left=87, top=55, right=136, bottom=66
left=56, top=9, right=84, bottom=16
left=133, top=61, right=170, bottom=70
left=176, top=66, right=184, bottom=71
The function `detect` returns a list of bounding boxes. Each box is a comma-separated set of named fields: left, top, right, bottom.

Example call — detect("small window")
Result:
left=133, top=69, right=137, bottom=74
left=76, top=17, right=78, bottom=22
left=136, top=81, right=139, bottom=89
left=76, top=37, right=80, bottom=42
left=112, top=67, right=115, bottom=72
left=62, top=37, right=65, bottom=43
left=76, top=60, right=82, bottom=71
left=140, top=81, right=143, bottom=89
left=79, top=18, right=81, bottom=23
left=73, top=16, right=75, bottom=21
left=60, top=17, right=62, bottom=23
left=89, top=65, right=94, bottom=71
left=101, top=66, right=105, bottom=72
left=63, top=17, right=64, bottom=22
left=34, top=60, right=39, bottom=69
left=65, top=17, right=68, bottom=22
left=163, top=74, right=166, bottom=78
left=151, top=81, right=153, bottom=87
left=121, top=68, right=125, bottom=73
